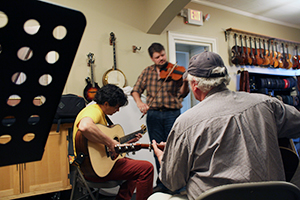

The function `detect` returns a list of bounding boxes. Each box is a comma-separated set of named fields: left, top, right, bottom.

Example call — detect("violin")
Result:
left=275, top=42, right=283, bottom=68
left=254, top=38, right=263, bottom=66
left=281, top=43, right=289, bottom=69
left=239, top=35, right=246, bottom=65
left=160, top=62, right=185, bottom=80
left=267, top=40, right=274, bottom=66
left=271, top=41, right=278, bottom=68
left=262, top=39, right=270, bottom=66
left=231, top=33, right=243, bottom=65
left=249, top=37, right=257, bottom=66
left=286, top=44, right=293, bottom=69
left=244, top=36, right=252, bottom=65
left=293, top=46, right=300, bottom=69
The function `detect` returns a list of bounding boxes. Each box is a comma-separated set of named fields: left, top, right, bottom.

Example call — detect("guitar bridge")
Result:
left=105, top=146, right=110, bottom=157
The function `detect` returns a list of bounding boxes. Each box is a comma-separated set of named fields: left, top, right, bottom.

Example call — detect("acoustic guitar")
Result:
left=83, top=53, right=100, bottom=102
left=75, top=124, right=147, bottom=178
left=278, top=138, right=299, bottom=181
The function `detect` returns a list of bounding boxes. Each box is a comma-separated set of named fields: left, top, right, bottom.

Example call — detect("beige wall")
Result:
left=45, top=0, right=300, bottom=95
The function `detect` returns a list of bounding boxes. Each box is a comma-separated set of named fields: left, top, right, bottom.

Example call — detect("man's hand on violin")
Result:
left=137, top=102, right=149, bottom=114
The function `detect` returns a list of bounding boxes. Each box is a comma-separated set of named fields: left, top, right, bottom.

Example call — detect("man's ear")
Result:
left=103, top=102, right=109, bottom=107
left=190, top=81, right=198, bottom=92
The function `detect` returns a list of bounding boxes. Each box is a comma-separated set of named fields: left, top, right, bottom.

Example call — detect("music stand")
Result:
left=0, top=0, right=86, bottom=166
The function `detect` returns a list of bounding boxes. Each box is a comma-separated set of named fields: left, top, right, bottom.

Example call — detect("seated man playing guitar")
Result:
left=73, top=84, right=154, bottom=200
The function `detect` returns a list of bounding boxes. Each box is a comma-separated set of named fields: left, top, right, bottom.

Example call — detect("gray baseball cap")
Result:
left=183, top=51, right=227, bottom=79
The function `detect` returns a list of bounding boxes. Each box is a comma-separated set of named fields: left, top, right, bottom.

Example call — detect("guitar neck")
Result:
left=115, top=143, right=165, bottom=154
left=90, top=63, right=95, bottom=87
left=119, top=129, right=144, bottom=144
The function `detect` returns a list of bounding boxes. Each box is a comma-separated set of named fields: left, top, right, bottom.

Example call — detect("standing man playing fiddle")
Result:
left=131, top=43, right=189, bottom=192
left=73, top=84, right=154, bottom=200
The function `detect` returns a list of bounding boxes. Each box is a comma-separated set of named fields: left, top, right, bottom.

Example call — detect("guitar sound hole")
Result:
left=114, top=137, right=119, bottom=142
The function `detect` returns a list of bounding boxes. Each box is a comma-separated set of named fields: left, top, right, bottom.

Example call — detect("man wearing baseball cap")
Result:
left=148, top=51, right=300, bottom=200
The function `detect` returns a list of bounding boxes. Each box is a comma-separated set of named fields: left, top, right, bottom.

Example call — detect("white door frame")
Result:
left=168, top=31, right=218, bottom=63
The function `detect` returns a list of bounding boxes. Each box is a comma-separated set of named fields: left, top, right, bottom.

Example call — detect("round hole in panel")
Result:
left=33, top=95, right=46, bottom=106
left=17, top=47, right=33, bottom=61
left=23, top=133, right=35, bottom=142
left=28, top=115, right=40, bottom=125
left=39, top=74, right=52, bottom=86
left=24, top=19, right=40, bottom=35
left=46, top=51, right=59, bottom=64
left=7, top=94, right=21, bottom=107
left=2, top=116, right=16, bottom=127
left=0, top=11, right=8, bottom=28
left=0, top=134, right=12, bottom=145
left=53, top=25, right=67, bottom=40
left=11, top=72, right=26, bottom=85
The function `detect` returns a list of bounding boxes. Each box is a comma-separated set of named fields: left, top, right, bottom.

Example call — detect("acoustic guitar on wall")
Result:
left=83, top=52, right=100, bottom=103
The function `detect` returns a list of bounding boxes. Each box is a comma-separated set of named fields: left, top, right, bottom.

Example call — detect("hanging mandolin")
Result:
left=83, top=52, right=100, bottom=103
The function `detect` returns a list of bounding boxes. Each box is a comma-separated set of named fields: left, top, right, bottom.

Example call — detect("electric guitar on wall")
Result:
left=83, top=52, right=100, bottom=103
left=75, top=124, right=147, bottom=178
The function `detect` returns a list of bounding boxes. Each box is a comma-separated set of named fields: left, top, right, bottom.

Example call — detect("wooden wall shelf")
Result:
left=225, top=28, right=300, bottom=46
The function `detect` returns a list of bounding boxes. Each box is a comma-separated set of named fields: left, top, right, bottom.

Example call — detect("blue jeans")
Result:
left=146, top=109, right=180, bottom=186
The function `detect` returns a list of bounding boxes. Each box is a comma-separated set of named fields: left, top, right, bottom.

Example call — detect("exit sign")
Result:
left=185, top=9, right=203, bottom=26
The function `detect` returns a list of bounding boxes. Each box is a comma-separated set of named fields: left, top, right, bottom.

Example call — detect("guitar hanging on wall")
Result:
left=83, top=52, right=100, bottom=102
left=102, top=32, right=126, bottom=88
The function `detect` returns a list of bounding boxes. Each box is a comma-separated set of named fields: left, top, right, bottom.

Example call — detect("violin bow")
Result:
left=140, top=63, right=178, bottom=119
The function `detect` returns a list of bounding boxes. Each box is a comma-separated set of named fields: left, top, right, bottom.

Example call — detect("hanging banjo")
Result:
left=102, top=32, right=126, bottom=88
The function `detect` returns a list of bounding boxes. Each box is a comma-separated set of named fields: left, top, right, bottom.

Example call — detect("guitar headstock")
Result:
left=140, top=124, right=147, bottom=135
left=109, top=32, right=116, bottom=46
left=115, top=143, right=142, bottom=154
left=87, top=52, right=95, bottom=66
left=114, top=143, right=165, bottom=154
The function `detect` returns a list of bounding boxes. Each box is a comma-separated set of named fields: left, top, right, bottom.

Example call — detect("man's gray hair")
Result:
left=187, top=67, right=231, bottom=93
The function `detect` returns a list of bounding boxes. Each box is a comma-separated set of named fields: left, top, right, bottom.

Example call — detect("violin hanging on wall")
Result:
left=254, top=38, right=263, bottom=66
left=244, top=36, right=252, bottom=65
left=83, top=52, right=100, bottom=103
left=231, top=33, right=243, bottom=65
left=249, top=37, right=257, bottom=66
left=293, top=46, right=300, bottom=69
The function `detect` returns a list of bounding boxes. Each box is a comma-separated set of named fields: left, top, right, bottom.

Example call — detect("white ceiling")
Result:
left=193, top=0, right=300, bottom=29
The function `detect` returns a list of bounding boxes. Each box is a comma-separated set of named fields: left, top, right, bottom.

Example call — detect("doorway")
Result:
left=168, top=31, right=218, bottom=113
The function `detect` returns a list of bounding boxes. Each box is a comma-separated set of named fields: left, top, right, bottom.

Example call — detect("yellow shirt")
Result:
left=72, top=104, right=107, bottom=157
